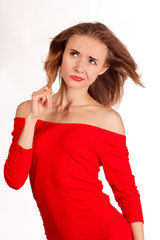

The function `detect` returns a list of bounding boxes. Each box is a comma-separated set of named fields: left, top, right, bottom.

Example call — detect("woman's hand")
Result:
left=28, top=85, right=53, bottom=119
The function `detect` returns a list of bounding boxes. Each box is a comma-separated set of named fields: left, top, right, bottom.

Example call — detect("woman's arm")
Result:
left=101, top=109, right=145, bottom=238
left=130, top=222, right=144, bottom=240
left=4, top=101, right=37, bottom=189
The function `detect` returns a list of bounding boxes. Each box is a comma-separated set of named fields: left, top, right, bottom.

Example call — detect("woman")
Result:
left=4, top=22, right=145, bottom=240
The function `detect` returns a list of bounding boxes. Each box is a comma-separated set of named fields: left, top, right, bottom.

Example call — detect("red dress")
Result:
left=4, top=117, right=144, bottom=240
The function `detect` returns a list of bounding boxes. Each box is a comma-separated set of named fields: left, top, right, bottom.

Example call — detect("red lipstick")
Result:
left=70, top=75, right=84, bottom=81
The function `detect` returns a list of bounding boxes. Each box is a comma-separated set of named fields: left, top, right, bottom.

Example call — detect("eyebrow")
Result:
left=70, top=49, right=99, bottom=62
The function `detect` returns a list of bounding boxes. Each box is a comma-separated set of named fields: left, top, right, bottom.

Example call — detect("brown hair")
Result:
left=44, top=22, right=145, bottom=108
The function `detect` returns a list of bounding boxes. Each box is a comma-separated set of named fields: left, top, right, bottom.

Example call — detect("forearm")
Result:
left=130, top=222, right=144, bottom=240
left=18, top=114, right=38, bottom=149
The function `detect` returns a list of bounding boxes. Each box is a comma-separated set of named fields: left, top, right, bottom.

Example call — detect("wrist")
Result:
left=26, top=113, right=38, bottom=124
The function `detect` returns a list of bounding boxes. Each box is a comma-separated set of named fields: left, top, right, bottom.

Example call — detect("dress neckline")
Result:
left=14, top=117, right=126, bottom=138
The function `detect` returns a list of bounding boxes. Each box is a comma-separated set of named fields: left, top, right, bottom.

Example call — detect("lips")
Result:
left=70, top=75, right=84, bottom=81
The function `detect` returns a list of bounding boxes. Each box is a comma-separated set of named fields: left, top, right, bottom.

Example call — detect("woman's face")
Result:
left=60, top=34, right=109, bottom=89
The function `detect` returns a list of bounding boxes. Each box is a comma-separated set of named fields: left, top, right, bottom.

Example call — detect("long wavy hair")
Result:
left=44, top=22, right=145, bottom=108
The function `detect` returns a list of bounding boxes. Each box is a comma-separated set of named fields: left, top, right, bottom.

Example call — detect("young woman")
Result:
left=4, top=22, right=145, bottom=240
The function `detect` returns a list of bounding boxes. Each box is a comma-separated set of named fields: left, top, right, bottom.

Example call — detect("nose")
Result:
left=74, top=59, right=86, bottom=74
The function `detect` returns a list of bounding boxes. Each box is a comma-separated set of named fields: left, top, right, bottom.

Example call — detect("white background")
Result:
left=1, top=0, right=160, bottom=239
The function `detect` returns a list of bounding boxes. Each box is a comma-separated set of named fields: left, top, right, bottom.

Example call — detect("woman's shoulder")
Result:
left=15, top=100, right=31, bottom=118
left=99, top=107, right=126, bottom=136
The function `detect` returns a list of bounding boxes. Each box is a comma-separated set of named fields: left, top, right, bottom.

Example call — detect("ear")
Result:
left=98, top=65, right=110, bottom=75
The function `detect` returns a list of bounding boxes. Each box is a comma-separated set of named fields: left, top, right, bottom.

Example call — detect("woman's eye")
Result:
left=89, top=59, right=96, bottom=65
left=70, top=52, right=78, bottom=57
left=70, top=52, right=96, bottom=65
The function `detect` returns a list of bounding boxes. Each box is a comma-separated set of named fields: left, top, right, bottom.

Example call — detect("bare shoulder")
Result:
left=100, top=107, right=126, bottom=136
left=15, top=100, right=31, bottom=118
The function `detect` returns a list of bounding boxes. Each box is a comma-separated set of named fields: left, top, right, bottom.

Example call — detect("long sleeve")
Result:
left=97, top=132, right=144, bottom=224
left=4, top=117, right=33, bottom=190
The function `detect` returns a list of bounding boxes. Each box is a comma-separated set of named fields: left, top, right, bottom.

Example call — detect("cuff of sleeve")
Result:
left=121, top=195, right=144, bottom=224
left=17, top=142, right=33, bottom=151
left=4, top=142, right=33, bottom=189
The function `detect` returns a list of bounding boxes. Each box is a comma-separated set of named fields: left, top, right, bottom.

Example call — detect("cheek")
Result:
left=89, top=68, right=100, bottom=79
left=62, top=55, right=72, bottom=70
left=61, top=57, right=69, bottom=74
left=86, top=67, right=103, bottom=83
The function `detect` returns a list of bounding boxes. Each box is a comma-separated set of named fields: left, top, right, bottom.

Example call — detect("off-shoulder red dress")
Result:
left=4, top=117, right=144, bottom=240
